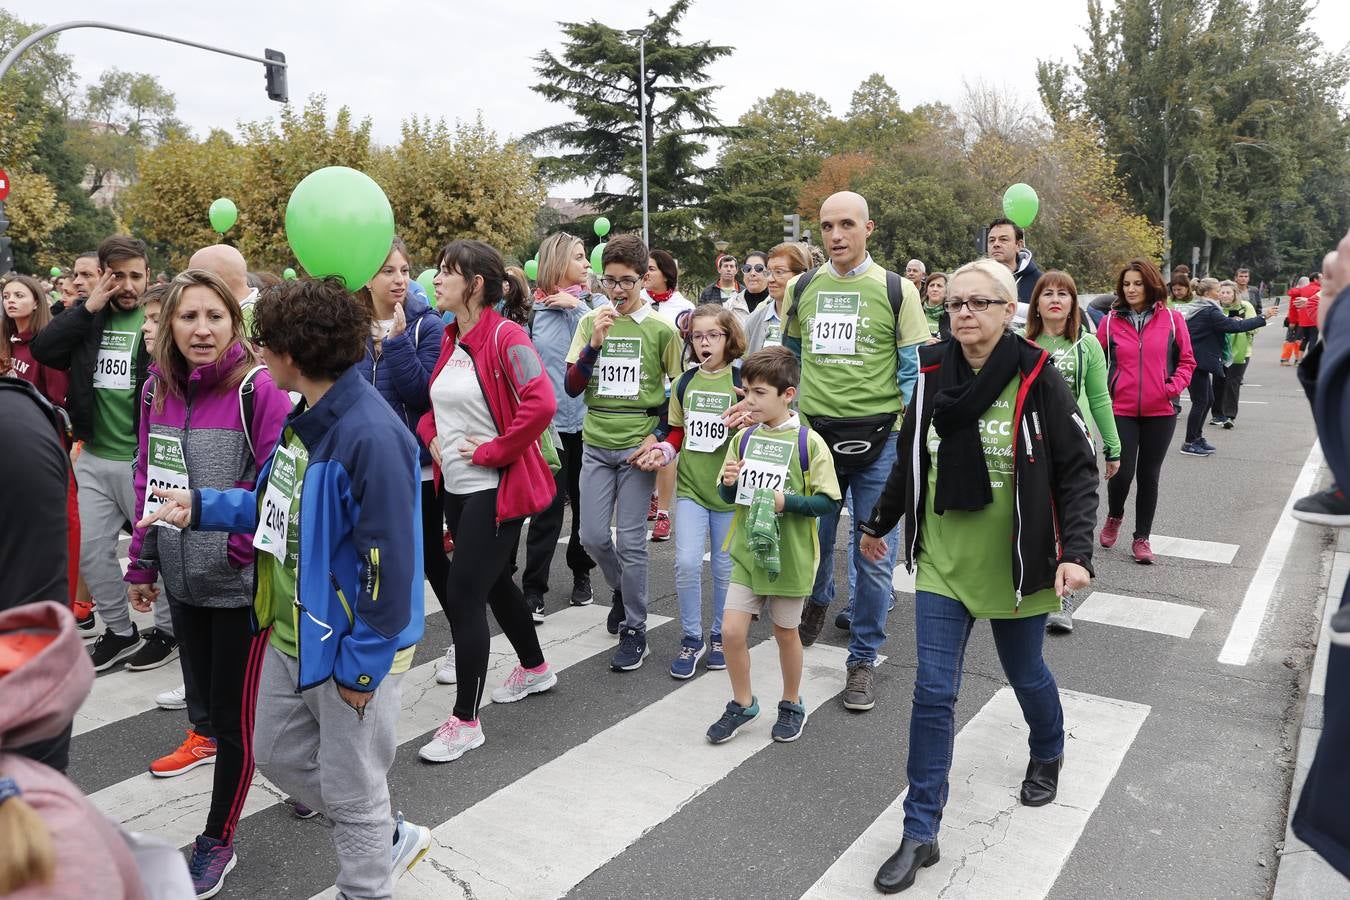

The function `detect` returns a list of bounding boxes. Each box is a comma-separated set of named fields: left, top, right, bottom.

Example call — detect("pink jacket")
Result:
left=1097, top=302, right=1197, bottom=417
left=0, top=602, right=146, bottom=899
left=417, top=307, right=557, bottom=525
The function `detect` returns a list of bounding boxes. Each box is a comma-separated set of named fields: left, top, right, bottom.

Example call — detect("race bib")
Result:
left=763, top=322, right=782, bottom=348
left=254, top=446, right=299, bottom=562
left=736, top=435, right=793, bottom=505
left=94, top=330, right=135, bottom=390
left=811, top=293, right=860, bottom=356
left=597, top=336, right=642, bottom=399
left=684, top=390, right=731, bottom=453
left=143, top=435, right=189, bottom=531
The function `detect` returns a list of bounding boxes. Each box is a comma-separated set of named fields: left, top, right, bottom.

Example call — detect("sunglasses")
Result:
left=741, top=264, right=766, bottom=274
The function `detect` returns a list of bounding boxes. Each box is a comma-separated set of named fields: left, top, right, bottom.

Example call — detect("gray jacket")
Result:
left=530, top=292, right=609, bottom=434
left=743, top=297, right=786, bottom=355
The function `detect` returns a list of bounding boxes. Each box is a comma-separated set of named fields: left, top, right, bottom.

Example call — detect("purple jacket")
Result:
left=125, top=343, right=292, bottom=607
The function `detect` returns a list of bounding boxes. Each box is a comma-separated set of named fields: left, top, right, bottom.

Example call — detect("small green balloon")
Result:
left=593, top=216, right=611, bottom=238
left=591, top=242, right=606, bottom=275
left=1002, top=183, right=1040, bottom=229
left=416, top=268, right=437, bottom=299
left=209, top=197, right=238, bottom=233
left=50, top=266, right=62, bottom=277
left=283, top=267, right=297, bottom=281
left=524, top=259, right=538, bottom=281
left=284, top=167, right=394, bottom=291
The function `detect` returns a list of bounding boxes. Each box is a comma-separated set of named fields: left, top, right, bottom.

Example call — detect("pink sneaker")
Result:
left=1100, top=516, right=1123, bottom=548
left=1132, top=538, right=1154, bottom=564
left=650, top=512, right=671, bottom=542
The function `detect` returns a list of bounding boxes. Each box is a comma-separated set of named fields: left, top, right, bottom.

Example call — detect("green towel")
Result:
left=746, top=487, right=781, bottom=581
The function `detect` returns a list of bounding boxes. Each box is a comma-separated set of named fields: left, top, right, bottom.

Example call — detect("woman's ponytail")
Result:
left=0, top=774, right=55, bottom=893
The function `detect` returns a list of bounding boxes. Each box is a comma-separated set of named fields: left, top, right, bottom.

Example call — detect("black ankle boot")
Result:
left=1019, top=754, right=1063, bottom=807
left=874, top=837, right=940, bottom=894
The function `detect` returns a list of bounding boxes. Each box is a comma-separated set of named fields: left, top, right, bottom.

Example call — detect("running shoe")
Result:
left=607, top=589, right=625, bottom=635
left=1209, top=416, right=1229, bottom=427
left=611, top=626, right=649, bottom=671
left=1222, top=418, right=1235, bottom=429
left=150, top=729, right=217, bottom=777
left=1179, top=441, right=1212, bottom=457
left=392, top=813, right=432, bottom=879
left=155, top=684, right=187, bottom=710
left=435, top=645, right=457, bottom=685
left=73, top=599, right=96, bottom=634
left=648, top=493, right=659, bottom=521
left=418, top=715, right=485, bottom=763
left=1199, top=437, right=1218, bottom=453
left=650, top=512, right=671, bottom=542
left=1046, top=594, right=1077, bottom=634
left=835, top=610, right=852, bottom=631
left=1100, top=516, right=1123, bottom=548
left=1132, top=538, right=1155, bottom=564
left=570, top=573, right=594, bottom=606
left=669, top=636, right=705, bottom=680
left=1292, top=486, right=1350, bottom=528
left=843, top=662, right=877, bottom=711
left=188, top=834, right=236, bottom=899
left=286, top=798, right=319, bottom=819
left=772, top=698, right=808, bottom=742
left=526, top=591, right=545, bottom=624
left=798, top=602, right=827, bottom=647
left=125, top=627, right=179, bottom=671
left=88, top=625, right=142, bottom=673
left=706, top=698, right=760, bottom=744
left=490, top=663, right=557, bottom=703
left=706, top=633, right=726, bottom=670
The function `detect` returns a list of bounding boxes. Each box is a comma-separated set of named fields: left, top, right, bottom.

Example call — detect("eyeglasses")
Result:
left=600, top=276, right=641, bottom=291
left=944, top=296, right=1009, bottom=314
left=741, top=264, right=766, bottom=274
left=691, top=331, right=727, bottom=343
left=769, top=268, right=793, bottom=278
left=249, top=335, right=268, bottom=351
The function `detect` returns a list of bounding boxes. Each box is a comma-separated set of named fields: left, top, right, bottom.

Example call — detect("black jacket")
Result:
left=0, top=379, right=70, bottom=612
left=1178, top=299, right=1266, bottom=375
left=860, top=336, right=1099, bottom=606
left=29, top=298, right=150, bottom=442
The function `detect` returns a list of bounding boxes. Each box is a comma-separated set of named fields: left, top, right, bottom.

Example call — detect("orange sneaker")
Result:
left=150, top=729, right=217, bottom=778
left=72, top=599, right=95, bottom=634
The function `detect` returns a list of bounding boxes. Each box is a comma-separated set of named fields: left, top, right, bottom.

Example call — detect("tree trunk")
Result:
left=1162, top=158, right=1173, bottom=273
left=1201, top=233, right=1212, bottom=277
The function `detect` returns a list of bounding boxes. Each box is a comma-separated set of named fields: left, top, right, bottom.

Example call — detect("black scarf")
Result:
left=931, top=333, right=1022, bottom=514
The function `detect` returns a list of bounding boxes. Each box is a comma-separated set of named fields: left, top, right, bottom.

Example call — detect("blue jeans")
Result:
left=673, top=497, right=732, bottom=639
left=810, top=433, right=899, bottom=667
left=903, top=591, right=1064, bottom=843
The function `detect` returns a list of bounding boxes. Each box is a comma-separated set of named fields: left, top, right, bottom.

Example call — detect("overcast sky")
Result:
left=11, top=0, right=1350, bottom=199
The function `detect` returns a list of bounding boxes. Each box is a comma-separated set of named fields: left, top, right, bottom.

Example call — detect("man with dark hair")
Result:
left=986, top=216, right=1042, bottom=322
left=699, top=253, right=742, bottom=305
left=1235, top=267, right=1262, bottom=313
left=31, top=235, right=177, bottom=674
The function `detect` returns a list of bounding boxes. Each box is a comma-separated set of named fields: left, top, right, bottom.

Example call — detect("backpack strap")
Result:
left=884, top=269, right=904, bottom=321
left=798, top=426, right=811, bottom=494
left=784, top=266, right=820, bottom=337
left=239, top=365, right=265, bottom=463
left=738, top=423, right=760, bottom=458
left=673, top=367, right=699, bottom=411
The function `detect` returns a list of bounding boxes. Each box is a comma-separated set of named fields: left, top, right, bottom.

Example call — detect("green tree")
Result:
left=76, top=68, right=180, bottom=197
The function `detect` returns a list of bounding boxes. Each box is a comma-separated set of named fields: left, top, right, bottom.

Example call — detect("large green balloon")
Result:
left=209, top=197, right=238, bottom=233
left=524, top=259, right=538, bottom=281
left=1002, top=183, right=1039, bottom=229
left=593, top=216, right=611, bottom=238
left=591, top=242, right=606, bottom=275
left=416, top=268, right=437, bottom=300
left=284, top=167, right=395, bottom=291
left=282, top=267, right=297, bottom=281
left=50, top=266, right=62, bottom=277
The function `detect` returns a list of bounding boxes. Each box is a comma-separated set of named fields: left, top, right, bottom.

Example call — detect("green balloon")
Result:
left=1002, top=183, right=1040, bottom=229
left=50, top=266, right=62, bottom=277
left=591, top=242, right=606, bottom=275
left=524, top=259, right=538, bottom=281
left=284, top=167, right=394, bottom=291
left=209, top=197, right=238, bottom=233
left=283, top=267, right=297, bottom=281
left=416, top=268, right=437, bottom=300
left=593, top=216, right=611, bottom=238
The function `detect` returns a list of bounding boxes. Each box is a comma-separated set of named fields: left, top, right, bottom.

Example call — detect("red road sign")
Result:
left=0, top=168, right=9, bottom=200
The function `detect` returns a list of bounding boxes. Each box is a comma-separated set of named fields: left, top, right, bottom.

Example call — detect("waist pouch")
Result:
left=809, top=412, right=897, bottom=468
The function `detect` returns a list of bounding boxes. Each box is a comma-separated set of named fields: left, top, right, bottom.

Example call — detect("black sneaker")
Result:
left=526, top=591, right=545, bottom=625
left=1331, top=605, right=1350, bottom=647
left=611, top=626, right=648, bottom=671
left=125, top=627, right=179, bottom=671
left=570, top=573, right=594, bottom=607
left=706, top=697, right=760, bottom=744
left=843, top=662, right=876, bottom=711
left=1222, top=418, right=1235, bottom=429
left=607, top=590, right=625, bottom=635
left=834, top=610, right=852, bottom=631
left=1292, top=486, right=1350, bottom=528
left=89, top=625, right=142, bottom=673
left=799, top=602, right=828, bottom=647
left=772, top=698, right=808, bottom=742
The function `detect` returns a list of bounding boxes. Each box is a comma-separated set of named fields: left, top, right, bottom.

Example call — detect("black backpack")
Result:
left=784, top=266, right=908, bottom=341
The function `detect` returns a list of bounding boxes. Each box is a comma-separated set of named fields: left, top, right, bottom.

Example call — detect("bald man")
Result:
left=189, top=244, right=259, bottom=331
left=780, top=190, right=930, bottom=712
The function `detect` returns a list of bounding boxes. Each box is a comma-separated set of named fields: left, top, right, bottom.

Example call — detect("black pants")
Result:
left=421, top=479, right=450, bottom=612
left=11, top=725, right=72, bottom=774
left=1109, top=414, right=1177, bottom=540
left=519, top=430, right=593, bottom=596
left=171, top=600, right=269, bottom=842
left=443, top=489, right=545, bottom=722
left=1185, top=370, right=1214, bottom=443
left=1211, top=361, right=1248, bottom=420
left=1301, top=325, right=1320, bottom=352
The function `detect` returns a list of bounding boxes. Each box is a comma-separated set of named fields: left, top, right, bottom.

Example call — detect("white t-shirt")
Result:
left=430, top=344, right=500, bottom=495
left=644, top=290, right=695, bottom=333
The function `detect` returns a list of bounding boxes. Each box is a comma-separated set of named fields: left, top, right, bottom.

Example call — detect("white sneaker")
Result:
left=434, top=645, right=457, bottom=685
left=155, top=684, right=187, bottom=710
left=490, top=664, right=558, bottom=704
left=418, top=715, right=484, bottom=763
left=392, top=812, right=432, bottom=879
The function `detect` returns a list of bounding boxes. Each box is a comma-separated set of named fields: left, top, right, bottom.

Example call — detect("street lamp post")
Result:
left=625, top=28, right=649, bottom=248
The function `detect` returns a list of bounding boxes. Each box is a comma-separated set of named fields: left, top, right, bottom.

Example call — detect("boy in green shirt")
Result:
left=706, top=347, right=841, bottom=744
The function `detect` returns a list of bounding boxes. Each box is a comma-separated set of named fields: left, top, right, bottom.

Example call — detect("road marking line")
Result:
left=1310, top=550, right=1350, bottom=697
left=1073, top=591, right=1204, bottom=638
left=801, top=688, right=1150, bottom=900
left=1147, top=535, right=1239, bottom=564
left=1239, top=400, right=1269, bottom=404
left=1219, top=440, right=1324, bottom=665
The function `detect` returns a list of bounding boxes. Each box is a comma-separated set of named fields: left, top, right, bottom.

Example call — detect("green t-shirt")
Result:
left=259, top=429, right=309, bottom=658
left=915, top=377, right=1059, bottom=618
left=1033, top=332, right=1121, bottom=459
left=783, top=263, right=930, bottom=423
left=723, top=419, right=842, bottom=597
left=669, top=366, right=738, bottom=512
left=565, top=303, right=684, bottom=450
left=1224, top=300, right=1258, bottom=362
left=86, top=305, right=146, bottom=461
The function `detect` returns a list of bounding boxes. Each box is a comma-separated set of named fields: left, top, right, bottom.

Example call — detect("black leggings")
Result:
left=443, top=488, right=544, bottom=722
left=421, top=479, right=449, bottom=612
left=1109, top=414, right=1178, bottom=540
left=1212, top=361, right=1247, bottom=420
left=519, top=430, right=593, bottom=596
left=1185, top=370, right=1213, bottom=443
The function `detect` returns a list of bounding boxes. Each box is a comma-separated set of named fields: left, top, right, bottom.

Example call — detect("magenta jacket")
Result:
left=125, top=342, right=292, bottom=605
left=416, top=306, right=557, bottom=525
left=1097, top=302, right=1197, bottom=418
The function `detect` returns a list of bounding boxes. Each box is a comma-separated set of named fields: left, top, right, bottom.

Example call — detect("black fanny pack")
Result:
left=809, top=412, right=897, bottom=468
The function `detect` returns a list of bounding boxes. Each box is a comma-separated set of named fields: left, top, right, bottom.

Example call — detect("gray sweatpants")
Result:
left=75, top=449, right=173, bottom=637
left=579, top=443, right=656, bottom=630
left=252, top=646, right=403, bottom=900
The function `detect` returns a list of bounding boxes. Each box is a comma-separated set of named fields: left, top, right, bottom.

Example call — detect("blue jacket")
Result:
left=193, top=367, right=424, bottom=693
left=530, top=293, right=607, bottom=434
left=355, top=289, right=444, bottom=467
left=1177, top=298, right=1266, bottom=375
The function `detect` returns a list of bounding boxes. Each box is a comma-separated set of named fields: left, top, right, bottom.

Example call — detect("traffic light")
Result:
left=264, top=49, right=288, bottom=103
left=783, top=213, right=800, bottom=243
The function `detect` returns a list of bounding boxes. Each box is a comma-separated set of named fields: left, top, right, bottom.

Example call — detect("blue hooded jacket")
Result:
left=530, top=292, right=608, bottom=434
left=354, top=286, right=444, bottom=467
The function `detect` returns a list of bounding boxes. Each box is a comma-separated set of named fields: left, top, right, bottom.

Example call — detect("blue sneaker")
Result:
left=607, top=590, right=624, bottom=635
left=1179, top=441, right=1211, bottom=457
left=669, top=636, right=705, bottom=680
left=772, top=698, right=809, bottom=742
left=707, top=697, right=760, bottom=744
left=706, top=633, right=726, bottom=670
left=392, top=812, right=432, bottom=880
left=188, top=834, right=236, bottom=899
left=1199, top=437, right=1218, bottom=453
left=611, top=626, right=649, bottom=671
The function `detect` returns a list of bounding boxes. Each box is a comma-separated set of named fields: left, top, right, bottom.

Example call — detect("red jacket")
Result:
left=1289, top=282, right=1321, bottom=328
left=1097, top=302, right=1197, bottom=417
left=417, top=307, right=557, bottom=525
left=3, top=329, right=69, bottom=408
